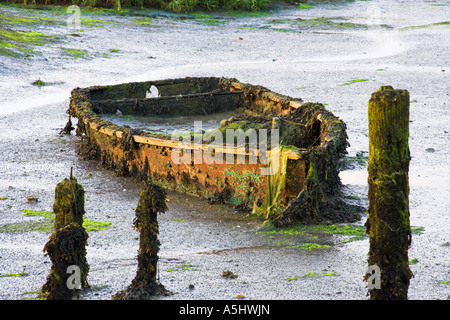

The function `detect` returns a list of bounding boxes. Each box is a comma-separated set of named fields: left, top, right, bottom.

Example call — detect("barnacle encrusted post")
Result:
left=113, top=183, right=171, bottom=300
left=41, top=170, right=89, bottom=300
left=365, top=86, right=412, bottom=300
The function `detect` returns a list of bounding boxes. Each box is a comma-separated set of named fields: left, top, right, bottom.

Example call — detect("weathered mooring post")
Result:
left=42, top=170, right=89, bottom=300
left=365, top=86, right=412, bottom=300
left=113, top=183, right=170, bottom=300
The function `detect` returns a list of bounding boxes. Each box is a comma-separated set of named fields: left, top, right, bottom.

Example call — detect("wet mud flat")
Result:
left=0, top=0, right=449, bottom=300
left=0, top=103, right=369, bottom=300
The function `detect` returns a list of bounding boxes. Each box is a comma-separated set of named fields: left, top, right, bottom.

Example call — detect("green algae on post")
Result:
left=113, top=183, right=171, bottom=300
left=41, top=173, right=89, bottom=300
left=366, top=86, right=412, bottom=300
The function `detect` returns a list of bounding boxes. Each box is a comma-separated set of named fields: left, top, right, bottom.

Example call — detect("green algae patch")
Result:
left=0, top=14, right=39, bottom=26
left=130, top=17, right=161, bottom=26
left=0, top=28, right=53, bottom=57
left=0, top=271, right=29, bottom=278
left=80, top=17, right=113, bottom=27
left=302, top=272, right=317, bottom=277
left=2, top=30, right=52, bottom=45
left=0, top=209, right=111, bottom=233
left=196, top=18, right=229, bottom=26
left=310, top=224, right=367, bottom=242
left=321, top=272, right=336, bottom=277
left=259, top=223, right=367, bottom=244
left=62, top=47, right=89, bottom=58
left=411, top=226, right=424, bottom=235
left=82, top=219, right=111, bottom=231
left=340, top=78, right=369, bottom=86
left=261, top=17, right=378, bottom=33
left=399, top=21, right=450, bottom=31
left=32, top=79, right=65, bottom=87
left=0, top=272, right=29, bottom=277
left=165, top=264, right=199, bottom=272
left=23, top=209, right=54, bottom=219
left=289, top=243, right=330, bottom=250
left=0, top=220, right=53, bottom=233
left=32, top=79, right=46, bottom=87
left=283, top=271, right=337, bottom=281
left=0, top=8, right=65, bottom=26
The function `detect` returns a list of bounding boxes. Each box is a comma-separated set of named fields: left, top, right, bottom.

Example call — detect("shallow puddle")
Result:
left=101, top=109, right=238, bottom=134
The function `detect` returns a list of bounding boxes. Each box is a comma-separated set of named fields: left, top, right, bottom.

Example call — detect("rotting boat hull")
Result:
left=68, top=77, right=350, bottom=226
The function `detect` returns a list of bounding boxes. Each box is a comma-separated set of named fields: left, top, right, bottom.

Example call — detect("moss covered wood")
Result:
left=41, top=174, right=89, bottom=300
left=53, top=172, right=85, bottom=231
left=113, top=183, right=171, bottom=300
left=365, top=86, right=412, bottom=300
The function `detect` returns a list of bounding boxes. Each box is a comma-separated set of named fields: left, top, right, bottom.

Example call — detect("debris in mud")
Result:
left=25, top=196, right=39, bottom=203
left=112, top=183, right=172, bottom=300
left=60, top=116, right=75, bottom=135
left=340, top=151, right=368, bottom=170
left=31, top=79, right=45, bottom=87
left=317, top=193, right=364, bottom=224
left=41, top=172, right=89, bottom=300
left=208, top=187, right=232, bottom=205
left=222, top=270, right=238, bottom=279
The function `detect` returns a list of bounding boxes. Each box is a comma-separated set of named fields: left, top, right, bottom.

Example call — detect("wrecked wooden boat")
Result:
left=68, top=77, right=352, bottom=227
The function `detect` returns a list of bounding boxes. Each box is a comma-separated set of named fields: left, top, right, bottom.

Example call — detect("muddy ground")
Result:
left=0, top=0, right=448, bottom=300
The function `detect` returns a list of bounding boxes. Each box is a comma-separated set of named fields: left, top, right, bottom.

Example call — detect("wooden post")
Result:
left=113, top=183, right=171, bottom=300
left=42, top=172, right=89, bottom=300
left=365, top=86, right=412, bottom=300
